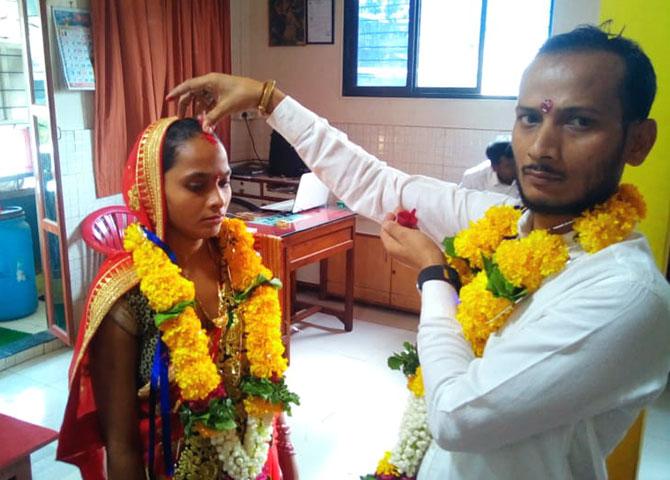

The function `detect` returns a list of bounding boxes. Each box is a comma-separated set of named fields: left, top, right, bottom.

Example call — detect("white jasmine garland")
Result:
left=390, top=394, right=432, bottom=476
left=210, top=414, right=274, bottom=480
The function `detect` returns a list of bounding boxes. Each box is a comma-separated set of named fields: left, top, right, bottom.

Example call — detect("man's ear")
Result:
left=624, top=119, right=657, bottom=167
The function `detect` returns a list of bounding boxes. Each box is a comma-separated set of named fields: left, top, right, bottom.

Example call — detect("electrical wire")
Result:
left=243, top=113, right=262, bottom=162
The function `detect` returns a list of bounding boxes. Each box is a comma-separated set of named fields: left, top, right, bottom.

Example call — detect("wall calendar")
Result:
left=52, top=7, right=95, bottom=90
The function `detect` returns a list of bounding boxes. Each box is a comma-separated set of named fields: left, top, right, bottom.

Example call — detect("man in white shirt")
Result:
left=169, top=25, right=670, bottom=480
left=459, top=137, right=519, bottom=199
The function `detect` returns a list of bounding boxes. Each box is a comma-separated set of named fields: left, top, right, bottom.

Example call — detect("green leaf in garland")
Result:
left=179, top=397, right=237, bottom=435
left=234, top=274, right=283, bottom=303
left=387, top=342, right=420, bottom=377
left=240, top=377, right=301, bottom=415
left=154, top=300, right=195, bottom=327
left=442, top=236, right=457, bottom=258
left=484, top=258, right=525, bottom=302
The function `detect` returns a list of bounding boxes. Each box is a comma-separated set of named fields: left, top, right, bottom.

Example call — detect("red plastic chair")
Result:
left=81, top=206, right=138, bottom=257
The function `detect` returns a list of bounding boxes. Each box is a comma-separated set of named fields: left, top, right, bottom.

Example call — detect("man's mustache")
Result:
left=522, top=164, right=564, bottom=177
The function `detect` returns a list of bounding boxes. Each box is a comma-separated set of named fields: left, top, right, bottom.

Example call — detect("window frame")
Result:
left=342, top=0, right=554, bottom=100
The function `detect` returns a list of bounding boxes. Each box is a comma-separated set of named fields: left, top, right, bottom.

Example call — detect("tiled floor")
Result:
left=0, top=303, right=668, bottom=479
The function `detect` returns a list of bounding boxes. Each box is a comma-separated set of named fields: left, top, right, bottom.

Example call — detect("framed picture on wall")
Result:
left=269, top=0, right=306, bottom=46
left=307, top=0, right=334, bottom=44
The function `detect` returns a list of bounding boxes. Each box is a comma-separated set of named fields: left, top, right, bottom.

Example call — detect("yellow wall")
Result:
left=600, top=1, right=670, bottom=272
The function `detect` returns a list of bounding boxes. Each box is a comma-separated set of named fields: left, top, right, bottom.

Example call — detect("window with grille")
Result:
left=343, top=0, right=554, bottom=99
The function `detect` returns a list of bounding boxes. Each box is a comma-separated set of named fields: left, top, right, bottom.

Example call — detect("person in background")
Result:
left=459, top=137, right=520, bottom=199
left=167, top=24, right=670, bottom=480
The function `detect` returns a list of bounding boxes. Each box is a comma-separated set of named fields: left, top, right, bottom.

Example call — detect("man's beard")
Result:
left=519, top=180, right=618, bottom=215
left=517, top=161, right=623, bottom=216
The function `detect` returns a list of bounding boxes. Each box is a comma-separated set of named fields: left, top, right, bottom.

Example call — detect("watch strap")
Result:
left=416, top=264, right=461, bottom=293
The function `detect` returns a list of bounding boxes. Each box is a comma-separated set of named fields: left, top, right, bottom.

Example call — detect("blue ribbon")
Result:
left=148, top=339, right=174, bottom=478
left=141, top=225, right=178, bottom=264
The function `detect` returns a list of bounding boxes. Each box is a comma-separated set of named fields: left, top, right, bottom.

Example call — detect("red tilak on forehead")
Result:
left=540, top=99, right=553, bottom=113
left=201, top=132, right=218, bottom=145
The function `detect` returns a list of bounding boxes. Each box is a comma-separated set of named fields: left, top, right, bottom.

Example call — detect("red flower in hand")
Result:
left=396, top=209, right=418, bottom=229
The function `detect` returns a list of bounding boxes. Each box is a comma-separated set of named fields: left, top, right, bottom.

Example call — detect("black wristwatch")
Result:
left=416, top=264, right=461, bottom=293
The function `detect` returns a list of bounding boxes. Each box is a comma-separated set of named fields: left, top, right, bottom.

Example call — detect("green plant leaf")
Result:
left=442, top=236, right=457, bottom=257
left=154, top=300, right=195, bottom=327
left=234, top=274, right=283, bottom=303
left=179, top=397, right=237, bottom=435
left=485, top=261, right=525, bottom=302
left=387, top=342, right=420, bottom=377
left=240, top=377, right=301, bottom=415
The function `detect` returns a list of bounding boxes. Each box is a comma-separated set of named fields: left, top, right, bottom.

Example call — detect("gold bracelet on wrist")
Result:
left=257, top=79, right=277, bottom=115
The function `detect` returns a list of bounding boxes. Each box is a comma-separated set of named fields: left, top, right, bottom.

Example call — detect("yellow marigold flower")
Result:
left=221, top=218, right=269, bottom=291
left=454, top=206, right=520, bottom=269
left=456, top=272, right=513, bottom=357
left=244, top=397, right=284, bottom=417
left=495, top=231, right=568, bottom=292
left=375, top=451, right=400, bottom=476
left=574, top=183, right=646, bottom=253
left=123, top=223, right=145, bottom=251
left=241, top=285, right=287, bottom=378
left=159, top=308, right=219, bottom=400
left=407, top=366, right=425, bottom=397
left=618, top=183, right=646, bottom=219
left=446, top=254, right=474, bottom=286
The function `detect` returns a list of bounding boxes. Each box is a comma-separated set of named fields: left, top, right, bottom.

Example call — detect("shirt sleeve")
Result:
left=417, top=277, right=670, bottom=453
left=267, top=96, right=514, bottom=241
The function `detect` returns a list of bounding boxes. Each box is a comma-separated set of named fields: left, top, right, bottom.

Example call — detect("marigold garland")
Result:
left=124, top=218, right=299, bottom=480
left=367, top=184, right=646, bottom=478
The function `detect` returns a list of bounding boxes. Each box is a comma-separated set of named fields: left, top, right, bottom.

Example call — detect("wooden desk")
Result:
left=249, top=207, right=356, bottom=359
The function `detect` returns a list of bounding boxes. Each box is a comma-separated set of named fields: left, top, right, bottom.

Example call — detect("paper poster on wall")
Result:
left=306, top=0, right=333, bottom=44
left=52, top=7, right=95, bottom=90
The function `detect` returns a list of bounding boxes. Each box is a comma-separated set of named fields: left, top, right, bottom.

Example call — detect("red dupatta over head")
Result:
left=57, top=117, right=177, bottom=479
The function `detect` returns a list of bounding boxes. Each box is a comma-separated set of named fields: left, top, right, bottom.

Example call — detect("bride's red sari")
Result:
left=56, top=118, right=281, bottom=479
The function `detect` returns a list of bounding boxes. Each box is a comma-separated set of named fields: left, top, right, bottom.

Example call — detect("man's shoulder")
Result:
left=557, top=234, right=669, bottom=303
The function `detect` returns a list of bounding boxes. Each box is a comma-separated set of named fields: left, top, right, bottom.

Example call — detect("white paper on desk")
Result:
left=307, top=0, right=333, bottom=43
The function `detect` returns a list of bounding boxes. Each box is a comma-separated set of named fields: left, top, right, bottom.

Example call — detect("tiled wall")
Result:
left=231, top=118, right=509, bottom=184
left=58, top=128, right=122, bottom=325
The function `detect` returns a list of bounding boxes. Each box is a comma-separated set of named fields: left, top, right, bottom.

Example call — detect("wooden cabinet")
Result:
left=327, top=233, right=420, bottom=313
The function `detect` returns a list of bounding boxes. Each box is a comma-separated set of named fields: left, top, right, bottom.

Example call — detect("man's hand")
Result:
left=166, top=73, right=285, bottom=130
left=380, top=212, right=445, bottom=271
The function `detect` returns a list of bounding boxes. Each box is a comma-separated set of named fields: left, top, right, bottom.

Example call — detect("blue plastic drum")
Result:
left=0, top=206, right=38, bottom=320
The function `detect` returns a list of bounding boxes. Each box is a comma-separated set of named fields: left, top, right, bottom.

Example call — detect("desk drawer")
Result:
left=231, top=179, right=261, bottom=197
left=264, top=183, right=297, bottom=200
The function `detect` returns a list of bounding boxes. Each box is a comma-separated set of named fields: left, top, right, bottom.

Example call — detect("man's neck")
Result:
left=531, top=212, right=576, bottom=234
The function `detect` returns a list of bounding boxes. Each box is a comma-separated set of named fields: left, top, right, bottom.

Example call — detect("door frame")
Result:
left=19, top=0, right=74, bottom=345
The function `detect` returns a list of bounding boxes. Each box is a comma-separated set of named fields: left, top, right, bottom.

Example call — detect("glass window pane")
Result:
left=416, top=0, right=483, bottom=88
left=26, top=0, right=47, bottom=105
left=45, top=231, right=66, bottom=330
left=0, top=0, right=30, bottom=121
left=481, top=0, right=552, bottom=96
left=34, top=114, right=57, bottom=221
left=356, top=0, right=410, bottom=87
